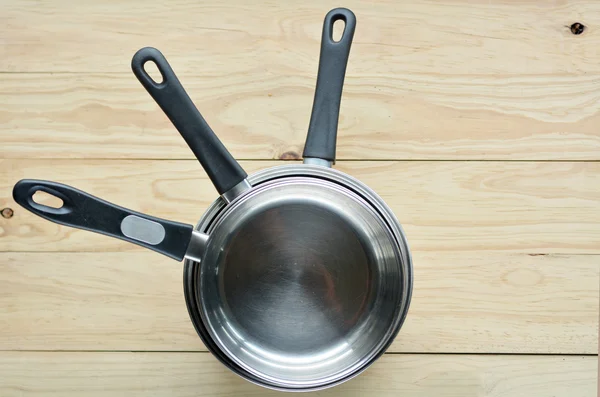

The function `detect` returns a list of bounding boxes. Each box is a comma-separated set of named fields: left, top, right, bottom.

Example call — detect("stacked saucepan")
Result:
left=13, top=8, right=412, bottom=391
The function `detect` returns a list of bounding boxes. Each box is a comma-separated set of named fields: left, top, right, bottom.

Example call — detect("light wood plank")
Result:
left=0, top=251, right=596, bottom=353
left=0, top=352, right=595, bottom=396
left=2, top=0, right=599, bottom=75
left=2, top=73, right=600, bottom=160
left=2, top=160, right=600, bottom=253
left=2, top=1, right=600, bottom=160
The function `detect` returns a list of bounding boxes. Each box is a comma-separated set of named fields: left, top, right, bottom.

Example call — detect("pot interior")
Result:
left=196, top=177, right=406, bottom=387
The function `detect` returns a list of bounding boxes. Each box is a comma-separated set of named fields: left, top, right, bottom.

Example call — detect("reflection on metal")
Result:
left=185, top=230, right=209, bottom=262
left=184, top=164, right=412, bottom=390
left=303, top=157, right=333, bottom=168
left=221, top=179, right=252, bottom=203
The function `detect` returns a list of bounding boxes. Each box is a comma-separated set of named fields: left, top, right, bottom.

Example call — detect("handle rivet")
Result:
left=1, top=208, right=14, bottom=219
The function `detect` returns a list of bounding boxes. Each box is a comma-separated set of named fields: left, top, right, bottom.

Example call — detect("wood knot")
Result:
left=570, top=22, right=585, bottom=35
left=1, top=208, right=14, bottom=219
left=279, top=151, right=301, bottom=160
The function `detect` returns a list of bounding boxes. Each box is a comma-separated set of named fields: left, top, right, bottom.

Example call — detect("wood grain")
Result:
left=2, top=160, right=600, bottom=253
left=0, top=352, right=595, bottom=396
left=2, top=1, right=599, bottom=394
left=0, top=251, right=596, bottom=354
left=3, top=0, right=599, bottom=74
left=2, top=73, right=600, bottom=161
left=2, top=0, right=600, bottom=160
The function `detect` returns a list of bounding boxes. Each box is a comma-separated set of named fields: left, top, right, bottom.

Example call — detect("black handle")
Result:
left=131, top=47, right=247, bottom=194
left=302, top=8, right=356, bottom=163
left=13, top=179, right=194, bottom=261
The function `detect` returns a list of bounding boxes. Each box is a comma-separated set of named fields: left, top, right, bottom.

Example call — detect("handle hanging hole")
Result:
left=143, top=60, right=163, bottom=84
left=32, top=190, right=64, bottom=209
left=332, top=18, right=345, bottom=42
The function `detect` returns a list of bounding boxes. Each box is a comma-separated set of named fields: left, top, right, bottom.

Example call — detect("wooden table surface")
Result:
left=1, top=0, right=598, bottom=395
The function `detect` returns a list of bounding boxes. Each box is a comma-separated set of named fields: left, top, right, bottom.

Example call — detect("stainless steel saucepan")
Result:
left=12, top=8, right=412, bottom=391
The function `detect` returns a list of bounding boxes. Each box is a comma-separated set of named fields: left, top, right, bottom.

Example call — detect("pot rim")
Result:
left=183, top=164, right=413, bottom=391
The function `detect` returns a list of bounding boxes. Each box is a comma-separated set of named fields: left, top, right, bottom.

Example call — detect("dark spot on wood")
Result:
left=1, top=208, right=14, bottom=219
left=527, top=253, right=548, bottom=257
left=279, top=151, right=300, bottom=160
left=570, top=22, right=585, bottom=35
